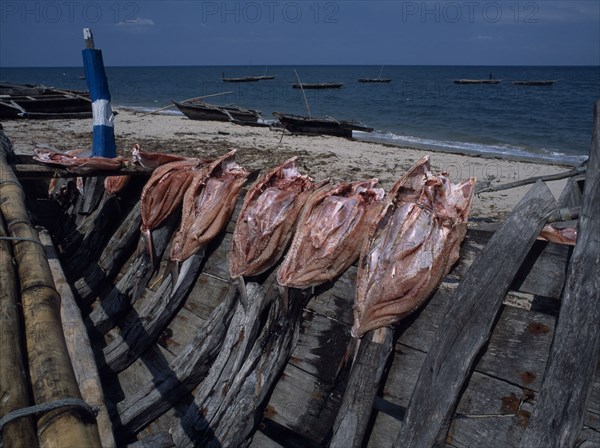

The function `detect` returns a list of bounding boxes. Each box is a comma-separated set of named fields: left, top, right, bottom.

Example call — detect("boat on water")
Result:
left=292, top=82, right=343, bottom=89
left=221, top=75, right=276, bottom=82
left=454, top=79, right=502, bottom=85
left=273, top=111, right=373, bottom=138
left=512, top=80, right=556, bottom=86
left=358, top=66, right=392, bottom=83
left=173, top=100, right=261, bottom=124
left=0, top=82, right=92, bottom=119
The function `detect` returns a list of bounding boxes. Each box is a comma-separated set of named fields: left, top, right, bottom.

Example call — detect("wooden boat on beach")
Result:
left=512, top=80, right=557, bottom=86
left=292, top=82, right=343, bottom=89
left=0, top=82, right=92, bottom=119
left=273, top=111, right=373, bottom=138
left=454, top=79, right=502, bottom=85
left=173, top=100, right=261, bottom=124
left=0, top=96, right=599, bottom=448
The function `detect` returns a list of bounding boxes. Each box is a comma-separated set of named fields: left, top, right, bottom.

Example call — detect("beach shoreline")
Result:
left=2, top=108, right=578, bottom=220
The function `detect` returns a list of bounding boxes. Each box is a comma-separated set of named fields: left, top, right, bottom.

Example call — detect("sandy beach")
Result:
left=2, top=108, right=577, bottom=220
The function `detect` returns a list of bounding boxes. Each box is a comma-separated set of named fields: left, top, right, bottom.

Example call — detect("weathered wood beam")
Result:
left=0, top=151, right=102, bottom=447
left=11, top=160, right=152, bottom=179
left=395, top=180, right=556, bottom=447
left=103, top=252, right=205, bottom=372
left=40, top=228, right=116, bottom=448
left=0, top=216, right=38, bottom=448
left=518, top=101, right=600, bottom=448
left=330, top=327, right=393, bottom=448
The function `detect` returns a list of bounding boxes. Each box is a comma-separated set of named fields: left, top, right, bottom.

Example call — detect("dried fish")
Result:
left=539, top=224, right=577, bottom=245
left=230, top=157, right=315, bottom=279
left=131, top=143, right=194, bottom=169
left=352, top=156, right=475, bottom=338
left=33, top=147, right=123, bottom=174
left=170, top=150, right=248, bottom=262
left=277, top=179, right=385, bottom=288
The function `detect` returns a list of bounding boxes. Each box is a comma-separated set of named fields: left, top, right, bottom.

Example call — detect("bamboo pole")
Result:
left=39, top=228, right=116, bottom=448
left=294, top=69, right=312, bottom=118
left=0, top=217, right=38, bottom=448
left=0, top=152, right=102, bottom=448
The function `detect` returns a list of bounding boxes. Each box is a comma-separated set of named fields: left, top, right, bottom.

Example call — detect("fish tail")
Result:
left=234, top=276, right=248, bottom=310
left=142, top=226, right=154, bottom=265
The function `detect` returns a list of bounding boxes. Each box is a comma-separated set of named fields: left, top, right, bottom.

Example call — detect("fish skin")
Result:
left=140, top=158, right=206, bottom=261
left=352, top=156, right=475, bottom=338
left=277, top=179, right=385, bottom=289
left=229, top=157, right=315, bottom=279
left=170, top=150, right=249, bottom=262
left=104, top=175, right=131, bottom=195
left=131, top=143, right=198, bottom=169
left=539, top=224, right=577, bottom=245
left=33, top=147, right=124, bottom=174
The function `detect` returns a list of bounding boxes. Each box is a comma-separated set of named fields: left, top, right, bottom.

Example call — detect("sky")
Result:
left=1, top=1, right=599, bottom=66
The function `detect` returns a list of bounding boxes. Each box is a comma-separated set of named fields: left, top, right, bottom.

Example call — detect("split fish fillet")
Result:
left=277, top=179, right=385, bottom=288
left=352, top=156, right=476, bottom=338
left=170, top=150, right=249, bottom=262
left=230, top=157, right=315, bottom=278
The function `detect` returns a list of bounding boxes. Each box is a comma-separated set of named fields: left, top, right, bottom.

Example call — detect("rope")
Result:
left=0, top=398, right=98, bottom=440
left=0, top=236, right=44, bottom=246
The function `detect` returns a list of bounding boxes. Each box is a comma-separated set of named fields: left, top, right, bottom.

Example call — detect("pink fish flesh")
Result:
left=277, top=179, right=385, bottom=288
left=230, top=157, right=315, bottom=278
left=352, top=156, right=475, bottom=338
left=170, top=150, right=248, bottom=262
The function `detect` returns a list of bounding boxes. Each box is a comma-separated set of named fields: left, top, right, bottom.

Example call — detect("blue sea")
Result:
left=2, top=65, right=599, bottom=164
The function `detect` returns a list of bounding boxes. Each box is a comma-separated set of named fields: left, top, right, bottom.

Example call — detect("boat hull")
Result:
left=173, top=101, right=260, bottom=124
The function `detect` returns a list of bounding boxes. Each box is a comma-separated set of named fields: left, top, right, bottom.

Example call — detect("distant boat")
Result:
left=0, top=82, right=91, bottom=119
left=454, top=79, right=502, bottom=85
left=292, top=82, right=343, bottom=89
left=273, top=112, right=372, bottom=138
left=512, top=80, right=556, bottom=86
left=222, top=75, right=276, bottom=82
left=173, top=100, right=261, bottom=124
left=358, top=66, right=392, bottom=83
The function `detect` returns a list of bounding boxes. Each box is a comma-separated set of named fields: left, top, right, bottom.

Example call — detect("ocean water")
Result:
left=2, top=65, right=599, bottom=164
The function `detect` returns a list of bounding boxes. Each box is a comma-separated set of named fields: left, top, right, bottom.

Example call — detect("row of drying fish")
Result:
left=33, top=147, right=576, bottom=337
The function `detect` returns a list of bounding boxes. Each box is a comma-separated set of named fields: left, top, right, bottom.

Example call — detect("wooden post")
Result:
left=0, top=217, right=38, bottom=448
left=82, top=28, right=116, bottom=158
left=394, top=180, right=556, bottom=447
left=518, top=101, right=600, bottom=448
left=40, top=229, right=116, bottom=448
left=330, top=327, right=394, bottom=448
left=0, top=151, right=102, bottom=447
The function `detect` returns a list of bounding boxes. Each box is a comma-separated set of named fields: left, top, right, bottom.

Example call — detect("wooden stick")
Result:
left=39, top=228, right=116, bottom=448
left=294, top=69, right=312, bottom=119
left=517, top=100, right=600, bottom=448
left=475, top=166, right=586, bottom=194
left=0, top=216, right=38, bottom=448
left=0, top=150, right=102, bottom=447
left=139, top=91, right=234, bottom=117
left=330, top=327, right=394, bottom=448
left=395, top=180, right=556, bottom=447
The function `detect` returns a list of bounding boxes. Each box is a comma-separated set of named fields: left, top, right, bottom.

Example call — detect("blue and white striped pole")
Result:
left=82, top=28, right=116, bottom=158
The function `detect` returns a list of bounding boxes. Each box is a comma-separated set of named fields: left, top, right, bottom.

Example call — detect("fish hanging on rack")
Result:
left=352, top=156, right=476, bottom=338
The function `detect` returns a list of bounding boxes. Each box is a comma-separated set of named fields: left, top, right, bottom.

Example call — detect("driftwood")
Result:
left=0, top=217, right=38, bottom=448
left=172, top=285, right=312, bottom=447
left=88, top=212, right=179, bottom=334
left=12, top=157, right=152, bottom=179
left=330, top=326, right=394, bottom=448
left=40, top=228, right=116, bottom=448
left=475, top=166, right=586, bottom=194
left=74, top=200, right=142, bottom=304
left=0, top=151, right=102, bottom=447
left=103, top=251, right=205, bottom=372
left=115, top=285, right=238, bottom=436
left=518, top=101, right=600, bottom=448
left=395, top=180, right=556, bottom=447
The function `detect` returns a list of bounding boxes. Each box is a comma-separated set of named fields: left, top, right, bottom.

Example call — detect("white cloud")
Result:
left=115, top=18, right=155, bottom=27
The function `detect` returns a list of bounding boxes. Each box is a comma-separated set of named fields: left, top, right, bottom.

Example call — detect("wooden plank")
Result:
left=395, top=180, right=556, bottom=447
left=518, top=100, right=600, bottom=448
left=41, top=228, right=117, bottom=448
left=330, top=327, right=394, bottom=448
